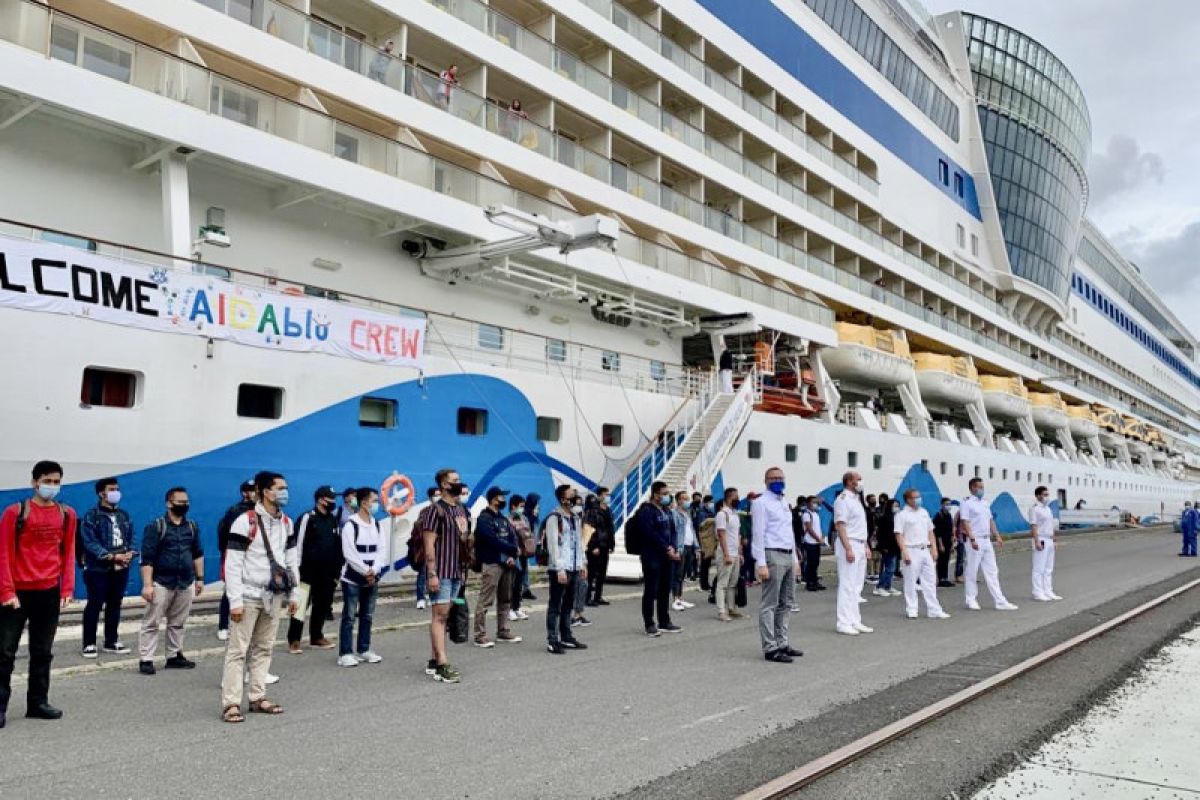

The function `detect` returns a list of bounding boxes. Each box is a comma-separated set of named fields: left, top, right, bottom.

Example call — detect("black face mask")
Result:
left=171, top=502, right=190, bottom=517
left=444, top=482, right=465, bottom=497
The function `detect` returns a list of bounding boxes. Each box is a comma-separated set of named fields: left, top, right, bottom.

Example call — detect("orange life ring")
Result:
left=380, top=473, right=415, bottom=516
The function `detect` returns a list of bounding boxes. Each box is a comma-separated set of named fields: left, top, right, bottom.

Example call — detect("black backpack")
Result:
left=624, top=504, right=648, bottom=556
left=535, top=512, right=561, bottom=567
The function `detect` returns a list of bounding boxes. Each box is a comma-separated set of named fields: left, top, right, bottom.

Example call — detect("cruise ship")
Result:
left=1, top=0, right=1196, bottom=588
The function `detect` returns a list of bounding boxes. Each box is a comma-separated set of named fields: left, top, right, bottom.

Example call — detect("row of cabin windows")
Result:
left=80, top=368, right=626, bottom=445
left=479, top=326, right=662, bottom=378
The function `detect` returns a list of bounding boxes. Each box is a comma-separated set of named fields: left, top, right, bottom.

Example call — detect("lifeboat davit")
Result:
left=979, top=375, right=1030, bottom=420
left=821, top=322, right=914, bottom=387
left=1029, top=391, right=1068, bottom=431
left=913, top=353, right=981, bottom=406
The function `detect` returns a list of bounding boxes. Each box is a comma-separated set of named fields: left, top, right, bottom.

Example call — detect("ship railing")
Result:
left=189, top=0, right=1006, bottom=328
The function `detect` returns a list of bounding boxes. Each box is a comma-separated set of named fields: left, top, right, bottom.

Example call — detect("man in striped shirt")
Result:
left=418, top=468, right=471, bottom=684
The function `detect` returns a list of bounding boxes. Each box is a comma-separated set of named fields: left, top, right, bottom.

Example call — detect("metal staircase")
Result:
left=606, top=368, right=761, bottom=578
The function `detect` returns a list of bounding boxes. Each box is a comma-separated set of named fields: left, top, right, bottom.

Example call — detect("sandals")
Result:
left=248, top=698, right=284, bottom=715
left=222, top=705, right=245, bottom=724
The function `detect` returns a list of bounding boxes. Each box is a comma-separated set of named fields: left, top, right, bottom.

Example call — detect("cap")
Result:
left=485, top=486, right=509, bottom=502
left=314, top=485, right=337, bottom=501
left=239, top=480, right=255, bottom=493
left=342, top=486, right=357, bottom=498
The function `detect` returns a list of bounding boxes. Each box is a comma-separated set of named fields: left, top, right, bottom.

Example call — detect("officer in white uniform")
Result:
left=1029, top=485, right=1061, bottom=601
left=894, top=489, right=950, bottom=620
left=958, top=479, right=1018, bottom=611
left=833, top=471, right=873, bottom=635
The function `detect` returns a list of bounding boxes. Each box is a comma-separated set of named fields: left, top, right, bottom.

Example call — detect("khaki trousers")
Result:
left=715, top=555, right=741, bottom=615
left=220, top=597, right=279, bottom=709
left=138, top=583, right=195, bottom=660
left=473, top=563, right=513, bottom=639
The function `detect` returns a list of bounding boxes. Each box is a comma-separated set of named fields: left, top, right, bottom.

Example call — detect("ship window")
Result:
left=818, top=448, right=829, bottom=465
left=334, top=130, right=360, bottom=163
left=1002, top=469, right=1008, bottom=480
left=51, top=24, right=133, bottom=83
left=41, top=231, right=97, bottom=252
left=546, top=339, right=566, bottom=362
left=650, top=360, right=667, bottom=381
left=536, top=416, right=561, bottom=442
left=1038, top=472, right=1043, bottom=482
left=1027, top=471, right=1033, bottom=482
left=747, top=440, right=763, bottom=459
left=956, top=224, right=966, bottom=249
left=785, top=444, right=798, bottom=463
left=359, top=397, right=397, bottom=429
left=602, top=424, right=624, bottom=448
left=940, top=462, right=947, bottom=475
left=847, top=451, right=858, bottom=468
left=954, top=173, right=964, bottom=198
left=974, top=465, right=981, bottom=478
left=237, top=384, right=282, bottom=419
left=873, top=455, right=883, bottom=470
left=988, top=467, right=995, bottom=479
left=80, top=367, right=138, bottom=409
left=601, top=351, right=621, bottom=372
left=920, top=459, right=929, bottom=473
left=938, top=160, right=950, bottom=185
left=478, top=324, right=504, bottom=351
left=970, top=234, right=980, bottom=257
left=457, top=407, right=488, bottom=436
left=958, top=464, right=964, bottom=477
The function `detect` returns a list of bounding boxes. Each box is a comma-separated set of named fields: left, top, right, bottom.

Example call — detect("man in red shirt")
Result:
left=0, top=460, right=77, bottom=729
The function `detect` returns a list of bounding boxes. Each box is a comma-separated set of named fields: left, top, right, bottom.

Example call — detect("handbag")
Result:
left=448, top=584, right=470, bottom=643
left=253, top=513, right=296, bottom=595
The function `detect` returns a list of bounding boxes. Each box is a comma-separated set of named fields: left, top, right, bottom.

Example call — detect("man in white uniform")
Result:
left=894, top=489, right=950, bottom=620
left=833, top=471, right=873, bottom=635
left=1029, top=486, right=1061, bottom=601
left=958, top=478, right=1018, bottom=612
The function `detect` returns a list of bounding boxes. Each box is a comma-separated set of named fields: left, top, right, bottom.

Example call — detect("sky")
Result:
left=922, top=0, right=1200, bottom=330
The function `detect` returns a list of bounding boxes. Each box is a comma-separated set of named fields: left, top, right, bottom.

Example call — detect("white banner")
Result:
left=0, top=239, right=425, bottom=367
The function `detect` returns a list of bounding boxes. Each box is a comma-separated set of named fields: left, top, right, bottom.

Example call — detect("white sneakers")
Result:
left=906, top=610, right=918, bottom=619
left=515, top=609, right=530, bottom=620
left=889, top=589, right=902, bottom=597
left=672, top=599, right=687, bottom=611
left=337, top=654, right=359, bottom=668
left=508, top=610, right=519, bottom=621
left=360, top=651, right=383, bottom=663
left=837, top=626, right=860, bottom=636
left=416, top=599, right=428, bottom=610
left=853, top=623, right=874, bottom=634
left=966, top=601, right=982, bottom=611
left=996, top=602, right=1019, bottom=611
left=1033, top=594, right=1052, bottom=602
left=872, top=588, right=891, bottom=597
left=929, top=611, right=952, bottom=619
left=216, top=629, right=230, bottom=642
left=857, top=596, right=868, bottom=604
left=1047, top=593, right=1063, bottom=601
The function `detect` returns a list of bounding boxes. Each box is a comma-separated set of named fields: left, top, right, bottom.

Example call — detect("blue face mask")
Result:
left=973, top=489, right=985, bottom=499
left=274, top=488, right=290, bottom=508
left=768, top=480, right=786, bottom=495
left=659, top=495, right=673, bottom=507
left=913, top=497, right=923, bottom=508
left=36, top=483, right=60, bottom=501
left=105, top=489, right=122, bottom=506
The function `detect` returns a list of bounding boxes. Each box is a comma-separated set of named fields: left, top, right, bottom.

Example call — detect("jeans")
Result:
left=682, top=544, right=698, bottom=580
left=801, top=542, right=822, bottom=587
left=586, top=550, right=609, bottom=602
left=415, top=566, right=428, bottom=602
left=0, top=587, right=60, bottom=712
left=670, top=557, right=685, bottom=596
left=288, top=577, right=336, bottom=644
left=954, top=540, right=966, bottom=579
left=82, top=568, right=130, bottom=648
left=758, top=549, right=795, bottom=653
left=511, top=557, right=526, bottom=611
left=546, top=570, right=577, bottom=644
left=877, top=552, right=898, bottom=591
left=339, top=581, right=378, bottom=656
left=640, top=555, right=673, bottom=628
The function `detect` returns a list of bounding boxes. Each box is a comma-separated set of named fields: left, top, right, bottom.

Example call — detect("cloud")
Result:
left=1088, top=135, right=1165, bottom=207
left=1118, top=220, right=1200, bottom=294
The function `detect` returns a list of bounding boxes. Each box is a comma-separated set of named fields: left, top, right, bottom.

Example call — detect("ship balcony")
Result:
left=1029, top=391, right=1068, bottom=431
left=821, top=322, right=914, bottom=388
left=912, top=352, right=981, bottom=406
left=979, top=374, right=1031, bottom=419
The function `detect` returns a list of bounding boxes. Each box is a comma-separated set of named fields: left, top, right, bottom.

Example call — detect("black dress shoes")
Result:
left=26, top=703, right=63, bottom=720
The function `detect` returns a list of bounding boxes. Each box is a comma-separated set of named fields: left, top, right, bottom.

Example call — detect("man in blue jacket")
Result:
left=472, top=487, right=522, bottom=647
left=634, top=482, right=682, bottom=637
left=137, top=487, right=204, bottom=675
left=1180, top=502, right=1198, bottom=557
left=80, top=477, right=135, bottom=658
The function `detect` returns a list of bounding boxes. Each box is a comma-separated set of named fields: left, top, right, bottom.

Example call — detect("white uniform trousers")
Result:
left=902, top=547, right=944, bottom=617
left=1031, top=539, right=1056, bottom=599
left=964, top=539, right=1008, bottom=607
left=835, top=539, right=867, bottom=630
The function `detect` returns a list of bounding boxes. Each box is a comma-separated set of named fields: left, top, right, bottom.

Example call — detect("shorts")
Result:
left=430, top=576, right=464, bottom=605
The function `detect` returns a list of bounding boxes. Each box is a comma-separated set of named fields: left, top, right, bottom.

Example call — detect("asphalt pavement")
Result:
left=0, top=527, right=1196, bottom=800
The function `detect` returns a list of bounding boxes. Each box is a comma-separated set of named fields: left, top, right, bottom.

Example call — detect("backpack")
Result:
left=624, top=504, right=647, bottom=556
left=12, top=501, right=73, bottom=560
left=698, top=517, right=718, bottom=559
left=535, top=512, right=560, bottom=567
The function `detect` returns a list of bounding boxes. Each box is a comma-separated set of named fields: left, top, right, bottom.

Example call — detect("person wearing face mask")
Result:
left=520, top=493, right=541, bottom=602
left=286, top=486, right=343, bottom=654
left=416, top=468, right=471, bottom=684
left=137, top=487, right=204, bottom=676
left=872, top=494, right=900, bottom=598
left=215, top=479, right=256, bottom=642
left=543, top=485, right=588, bottom=654
left=631, top=481, right=682, bottom=637
left=472, top=487, right=522, bottom=648
left=713, top=487, right=743, bottom=621
left=959, top=479, right=1018, bottom=612
left=933, top=498, right=957, bottom=588
left=337, top=488, right=389, bottom=667
left=834, top=471, right=874, bottom=636
left=570, top=494, right=593, bottom=628
left=894, top=490, right=950, bottom=620
left=1029, top=486, right=1062, bottom=601
left=0, top=460, right=77, bottom=728
left=799, top=496, right=827, bottom=592
left=220, top=472, right=299, bottom=722
left=80, top=477, right=135, bottom=658
left=507, top=495, right=532, bottom=621
left=585, top=488, right=615, bottom=607
left=670, top=492, right=697, bottom=612
left=751, top=468, right=802, bottom=663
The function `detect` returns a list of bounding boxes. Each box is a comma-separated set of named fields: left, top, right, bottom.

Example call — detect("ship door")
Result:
left=1057, top=489, right=1068, bottom=510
